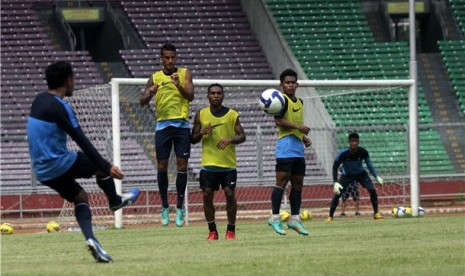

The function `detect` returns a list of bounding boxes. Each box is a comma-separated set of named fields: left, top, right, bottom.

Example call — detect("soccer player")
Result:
left=191, top=83, right=246, bottom=240
left=268, top=69, right=312, bottom=236
left=27, top=61, right=140, bottom=263
left=140, top=43, right=194, bottom=227
left=326, top=132, right=384, bottom=222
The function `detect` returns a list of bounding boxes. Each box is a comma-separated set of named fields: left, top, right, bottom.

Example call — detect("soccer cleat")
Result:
left=225, top=230, right=235, bottom=240
left=207, top=231, right=219, bottom=240
left=86, top=238, right=113, bottom=263
left=268, top=217, right=287, bottom=235
left=355, top=212, right=361, bottom=216
left=374, top=213, right=383, bottom=220
left=109, top=188, right=140, bottom=211
left=325, top=217, right=333, bottom=223
left=340, top=212, right=346, bottom=217
left=161, top=207, right=170, bottom=226
left=175, top=208, right=184, bottom=227
left=287, top=221, right=309, bottom=236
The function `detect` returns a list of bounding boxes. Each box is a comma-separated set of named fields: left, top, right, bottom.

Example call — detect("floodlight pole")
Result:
left=409, top=0, right=420, bottom=216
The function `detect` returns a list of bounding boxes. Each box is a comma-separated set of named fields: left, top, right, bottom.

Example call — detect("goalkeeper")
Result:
left=326, top=133, right=384, bottom=222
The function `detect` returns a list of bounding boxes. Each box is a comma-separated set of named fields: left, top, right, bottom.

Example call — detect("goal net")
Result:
left=58, top=78, right=418, bottom=229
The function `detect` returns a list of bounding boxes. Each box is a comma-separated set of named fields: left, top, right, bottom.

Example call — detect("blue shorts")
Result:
left=275, top=157, right=306, bottom=176
left=155, top=126, right=191, bottom=160
left=41, top=152, right=98, bottom=202
left=199, top=169, right=237, bottom=191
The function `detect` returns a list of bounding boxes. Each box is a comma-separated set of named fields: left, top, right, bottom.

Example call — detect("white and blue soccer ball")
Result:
left=392, top=206, right=407, bottom=218
left=259, top=89, right=285, bottom=114
left=417, top=206, right=425, bottom=216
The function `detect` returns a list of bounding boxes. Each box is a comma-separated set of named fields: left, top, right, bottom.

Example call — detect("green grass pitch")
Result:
left=1, top=216, right=464, bottom=275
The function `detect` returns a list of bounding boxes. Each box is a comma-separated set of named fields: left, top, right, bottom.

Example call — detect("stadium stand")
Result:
left=439, top=40, right=465, bottom=115
left=0, top=0, right=156, bottom=190
left=265, top=0, right=455, bottom=174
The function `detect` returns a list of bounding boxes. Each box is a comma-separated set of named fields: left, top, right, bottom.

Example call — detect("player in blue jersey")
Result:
left=326, top=133, right=384, bottom=222
left=268, top=69, right=312, bottom=236
left=27, top=61, right=140, bottom=263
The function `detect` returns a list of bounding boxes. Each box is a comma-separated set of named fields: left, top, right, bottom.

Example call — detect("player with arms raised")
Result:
left=326, top=132, right=384, bottom=222
left=191, top=83, right=246, bottom=240
left=268, top=69, right=312, bottom=236
left=140, top=43, right=194, bottom=227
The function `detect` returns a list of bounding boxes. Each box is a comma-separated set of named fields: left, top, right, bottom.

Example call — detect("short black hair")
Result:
left=279, top=68, right=298, bottom=83
left=348, top=132, right=359, bottom=140
left=45, top=61, right=73, bottom=90
left=160, top=43, right=177, bottom=56
left=207, top=83, right=223, bottom=94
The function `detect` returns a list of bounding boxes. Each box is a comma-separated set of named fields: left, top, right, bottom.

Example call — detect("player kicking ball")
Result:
left=27, top=61, right=140, bottom=262
left=326, top=132, right=384, bottom=222
left=191, top=83, right=246, bottom=240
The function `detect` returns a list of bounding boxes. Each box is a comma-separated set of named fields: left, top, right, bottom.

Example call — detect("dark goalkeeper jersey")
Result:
left=27, top=92, right=111, bottom=181
left=332, top=147, right=378, bottom=182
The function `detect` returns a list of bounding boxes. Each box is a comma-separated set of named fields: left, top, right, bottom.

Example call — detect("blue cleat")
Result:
left=175, top=208, right=184, bottom=227
left=86, top=238, right=113, bottom=263
left=287, top=221, right=309, bottom=236
left=110, top=188, right=140, bottom=211
left=268, top=217, right=287, bottom=235
left=161, top=207, right=170, bottom=226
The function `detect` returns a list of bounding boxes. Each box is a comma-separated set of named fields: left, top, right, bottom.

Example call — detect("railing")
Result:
left=53, top=4, right=77, bottom=50
left=106, top=1, right=130, bottom=49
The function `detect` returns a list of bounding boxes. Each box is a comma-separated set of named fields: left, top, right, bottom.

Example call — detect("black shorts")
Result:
left=41, top=152, right=98, bottom=202
left=275, top=158, right=306, bottom=176
left=155, top=126, right=191, bottom=160
left=199, top=169, right=237, bottom=191
left=341, top=181, right=359, bottom=201
left=340, top=171, right=375, bottom=193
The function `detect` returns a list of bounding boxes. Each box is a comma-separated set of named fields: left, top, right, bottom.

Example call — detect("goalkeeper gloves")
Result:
left=376, top=176, right=384, bottom=185
left=333, top=182, right=343, bottom=195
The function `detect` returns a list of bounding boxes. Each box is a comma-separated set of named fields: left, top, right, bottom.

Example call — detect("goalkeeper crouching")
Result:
left=326, top=133, right=384, bottom=222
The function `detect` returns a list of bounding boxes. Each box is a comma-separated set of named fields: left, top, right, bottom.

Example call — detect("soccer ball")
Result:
left=258, top=89, right=285, bottom=114
left=279, top=210, right=290, bottom=222
left=300, top=209, right=312, bottom=221
left=418, top=206, right=425, bottom=216
left=1, top=223, right=14, bottom=235
left=404, top=207, right=412, bottom=216
left=46, top=221, right=60, bottom=233
left=392, top=207, right=407, bottom=218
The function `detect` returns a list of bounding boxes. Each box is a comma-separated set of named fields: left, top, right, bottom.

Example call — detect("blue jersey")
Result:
left=27, top=92, right=111, bottom=181
left=332, top=147, right=378, bottom=182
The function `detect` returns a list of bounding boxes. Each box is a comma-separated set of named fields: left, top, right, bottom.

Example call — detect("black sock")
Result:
left=227, top=224, right=235, bottom=232
left=329, top=194, right=341, bottom=218
left=176, top=171, right=187, bottom=209
left=75, top=203, right=94, bottom=240
left=157, top=171, right=169, bottom=208
left=208, top=221, right=217, bottom=232
left=271, top=186, right=285, bottom=215
left=96, top=176, right=120, bottom=207
left=369, top=189, right=379, bottom=214
left=289, top=189, right=302, bottom=215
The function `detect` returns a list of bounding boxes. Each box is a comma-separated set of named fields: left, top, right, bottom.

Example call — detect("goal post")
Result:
left=109, top=78, right=416, bottom=228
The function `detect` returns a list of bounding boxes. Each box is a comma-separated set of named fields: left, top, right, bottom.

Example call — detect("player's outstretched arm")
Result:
left=140, top=78, right=157, bottom=106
